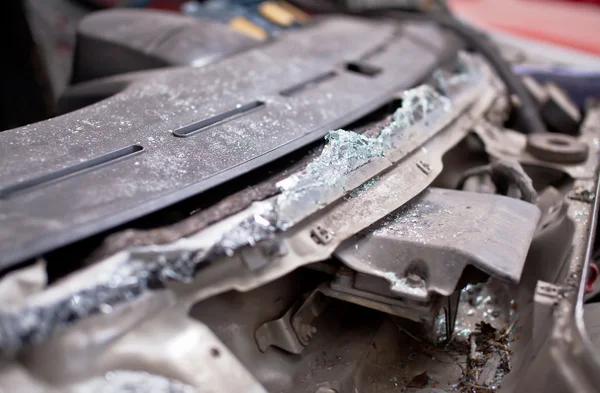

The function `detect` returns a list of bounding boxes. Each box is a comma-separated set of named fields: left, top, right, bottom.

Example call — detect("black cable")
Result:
left=359, top=9, right=547, bottom=134
left=289, top=1, right=546, bottom=134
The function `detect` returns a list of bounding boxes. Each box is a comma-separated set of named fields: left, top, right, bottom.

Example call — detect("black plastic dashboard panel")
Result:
left=71, top=9, right=261, bottom=83
left=0, top=17, right=458, bottom=270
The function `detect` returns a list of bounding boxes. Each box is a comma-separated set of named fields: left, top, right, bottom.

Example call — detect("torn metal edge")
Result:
left=0, top=52, right=484, bottom=358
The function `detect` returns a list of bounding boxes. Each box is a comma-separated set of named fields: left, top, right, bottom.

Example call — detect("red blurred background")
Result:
left=89, top=0, right=600, bottom=56
left=449, top=0, right=600, bottom=54
left=142, top=0, right=600, bottom=54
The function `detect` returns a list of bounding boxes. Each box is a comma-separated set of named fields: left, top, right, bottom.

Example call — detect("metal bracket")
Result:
left=254, top=304, right=305, bottom=354
left=533, top=281, right=567, bottom=350
left=291, top=289, right=330, bottom=346
left=253, top=270, right=459, bottom=353
left=335, top=187, right=540, bottom=300
left=255, top=282, right=332, bottom=354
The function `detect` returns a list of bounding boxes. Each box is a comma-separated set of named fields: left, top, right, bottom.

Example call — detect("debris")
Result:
left=568, top=187, right=596, bottom=203
left=478, top=353, right=501, bottom=386
left=459, top=319, right=512, bottom=391
left=502, top=318, right=519, bottom=338
left=477, top=322, right=497, bottom=338
left=276, top=84, right=452, bottom=220
left=445, top=280, right=516, bottom=392
left=469, top=335, right=478, bottom=360
left=460, top=381, right=495, bottom=392
left=408, top=372, right=431, bottom=388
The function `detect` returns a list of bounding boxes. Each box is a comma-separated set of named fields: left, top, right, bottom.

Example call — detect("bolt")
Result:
left=300, top=324, right=317, bottom=341
left=406, top=273, right=424, bottom=287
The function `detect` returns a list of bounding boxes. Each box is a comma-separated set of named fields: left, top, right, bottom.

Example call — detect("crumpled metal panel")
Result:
left=275, top=85, right=453, bottom=228
left=335, top=187, right=541, bottom=301
left=0, top=52, right=490, bottom=358
left=0, top=18, right=457, bottom=271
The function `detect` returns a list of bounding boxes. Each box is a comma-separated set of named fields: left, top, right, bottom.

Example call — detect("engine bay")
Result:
left=1, top=5, right=599, bottom=393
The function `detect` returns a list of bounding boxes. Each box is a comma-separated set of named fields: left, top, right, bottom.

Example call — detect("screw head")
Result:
left=406, top=273, right=424, bottom=287
left=300, top=324, right=317, bottom=340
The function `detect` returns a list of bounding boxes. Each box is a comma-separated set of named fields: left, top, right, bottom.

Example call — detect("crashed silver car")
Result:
left=1, top=2, right=600, bottom=393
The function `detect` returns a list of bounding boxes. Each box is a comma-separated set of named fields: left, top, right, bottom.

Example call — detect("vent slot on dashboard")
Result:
left=173, top=100, right=265, bottom=137
left=280, top=71, right=338, bottom=97
left=0, top=145, right=145, bottom=198
left=345, top=61, right=382, bottom=77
